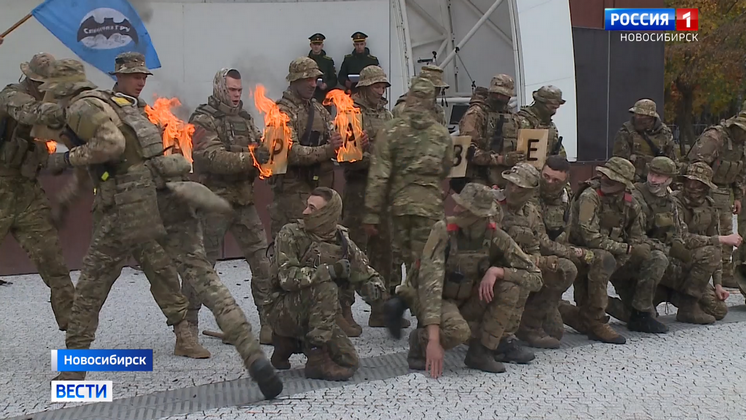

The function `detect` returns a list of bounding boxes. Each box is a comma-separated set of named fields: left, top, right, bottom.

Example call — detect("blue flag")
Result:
left=32, top=0, right=161, bottom=76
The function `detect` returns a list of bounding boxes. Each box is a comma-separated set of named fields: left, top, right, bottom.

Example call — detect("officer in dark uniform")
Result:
left=338, top=31, right=379, bottom=94
left=307, top=33, right=338, bottom=104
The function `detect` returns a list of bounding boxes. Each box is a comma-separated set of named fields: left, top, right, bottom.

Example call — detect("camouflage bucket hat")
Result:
left=725, top=114, right=746, bottom=132
left=419, top=64, right=449, bottom=88
left=287, top=56, right=323, bottom=82
left=488, top=74, right=515, bottom=97
left=408, top=77, right=435, bottom=100
left=452, top=183, right=499, bottom=217
left=533, top=85, right=565, bottom=105
left=21, top=53, right=55, bottom=82
left=39, top=59, right=97, bottom=96
left=109, top=52, right=153, bottom=75
left=629, top=99, right=659, bottom=119
left=647, top=156, right=677, bottom=177
left=682, top=162, right=717, bottom=190
left=502, top=162, right=540, bottom=189
left=357, top=65, right=390, bottom=88
left=596, top=156, right=635, bottom=189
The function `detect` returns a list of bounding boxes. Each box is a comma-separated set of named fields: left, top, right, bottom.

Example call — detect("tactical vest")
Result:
left=623, top=121, right=670, bottom=180
left=464, top=105, right=518, bottom=187
left=518, top=106, right=560, bottom=156
left=706, top=125, right=745, bottom=186
left=499, top=200, right=539, bottom=253
left=570, top=180, right=635, bottom=244
left=539, top=190, right=570, bottom=241
left=634, top=182, right=677, bottom=243
left=442, top=219, right=495, bottom=301
left=672, top=190, right=716, bottom=235
left=192, top=102, right=259, bottom=205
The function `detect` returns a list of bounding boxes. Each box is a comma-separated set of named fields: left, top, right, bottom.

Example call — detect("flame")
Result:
left=249, top=84, right=292, bottom=179
left=145, top=97, right=195, bottom=163
left=323, top=90, right=363, bottom=162
left=45, top=140, right=57, bottom=154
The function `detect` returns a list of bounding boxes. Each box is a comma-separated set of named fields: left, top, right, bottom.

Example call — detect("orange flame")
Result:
left=45, top=140, right=57, bottom=154
left=249, top=84, right=292, bottom=179
left=145, top=98, right=195, bottom=163
left=323, top=90, right=363, bottom=162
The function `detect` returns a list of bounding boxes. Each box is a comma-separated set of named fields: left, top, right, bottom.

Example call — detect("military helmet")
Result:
left=21, top=52, right=55, bottom=82
left=647, top=156, right=678, bottom=177
left=532, top=85, right=566, bottom=105
left=38, top=59, right=97, bottom=96
left=407, top=77, right=435, bottom=100
left=682, top=162, right=717, bottom=190
left=287, top=56, right=323, bottom=82
left=419, top=65, right=449, bottom=88
left=109, top=52, right=152, bottom=75
left=502, top=162, right=540, bottom=189
left=488, top=74, right=515, bottom=97
left=451, top=183, right=499, bottom=218
left=596, top=157, right=635, bottom=189
left=629, top=99, right=659, bottom=119
left=357, top=65, right=390, bottom=88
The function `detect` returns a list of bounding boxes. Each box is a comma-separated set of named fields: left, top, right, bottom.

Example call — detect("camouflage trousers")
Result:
left=267, top=280, right=358, bottom=369
left=186, top=203, right=271, bottom=327
left=659, top=245, right=720, bottom=300
left=712, top=188, right=735, bottom=286
left=0, top=176, right=74, bottom=330
left=519, top=257, right=577, bottom=335
left=609, top=249, right=668, bottom=313
left=572, top=248, right=618, bottom=324
left=392, top=214, right=440, bottom=270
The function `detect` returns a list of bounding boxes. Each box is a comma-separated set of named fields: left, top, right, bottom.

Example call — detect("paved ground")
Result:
left=1, top=260, right=745, bottom=420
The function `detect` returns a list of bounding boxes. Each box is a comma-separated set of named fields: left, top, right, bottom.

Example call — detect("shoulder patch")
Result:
left=488, top=222, right=497, bottom=230
left=446, top=223, right=460, bottom=232
left=345, top=54, right=353, bottom=58
left=595, top=188, right=604, bottom=197
left=624, top=193, right=633, bottom=203
left=111, top=96, right=131, bottom=107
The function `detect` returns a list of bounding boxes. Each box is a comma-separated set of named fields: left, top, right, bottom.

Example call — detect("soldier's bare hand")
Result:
left=734, top=200, right=742, bottom=215
left=363, top=223, right=379, bottom=237
left=715, top=284, right=730, bottom=301
left=359, top=131, right=370, bottom=150
left=425, top=339, right=444, bottom=379
left=572, top=247, right=584, bottom=258
left=720, top=233, right=742, bottom=247
left=479, top=267, right=504, bottom=303
left=330, top=132, right=343, bottom=150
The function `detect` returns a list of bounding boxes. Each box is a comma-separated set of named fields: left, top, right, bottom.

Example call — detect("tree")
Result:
left=664, top=0, right=746, bottom=149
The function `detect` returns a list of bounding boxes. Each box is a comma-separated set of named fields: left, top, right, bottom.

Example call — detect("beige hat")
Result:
left=21, top=53, right=55, bottom=82
left=488, top=74, right=515, bottom=97
left=533, top=85, right=566, bottom=105
left=287, top=56, right=323, bottom=82
left=682, top=162, right=717, bottom=190
left=38, top=59, right=97, bottom=96
left=357, top=65, right=390, bottom=88
left=419, top=64, right=449, bottom=88
left=452, top=183, right=499, bottom=217
left=595, top=156, right=635, bottom=189
left=502, top=162, right=540, bottom=189
left=109, top=52, right=153, bottom=75
left=629, top=99, right=659, bottom=119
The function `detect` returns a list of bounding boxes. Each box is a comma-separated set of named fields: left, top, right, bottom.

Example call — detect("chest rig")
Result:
left=499, top=202, right=539, bottom=252
left=540, top=191, right=569, bottom=241
left=635, top=182, right=676, bottom=243
left=442, top=221, right=495, bottom=301
left=707, top=126, right=745, bottom=187
left=519, top=106, right=559, bottom=154
left=674, top=191, right=715, bottom=235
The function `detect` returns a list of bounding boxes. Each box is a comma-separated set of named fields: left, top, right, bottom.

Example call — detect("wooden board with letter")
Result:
left=517, top=129, right=549, bottom=169
left=448, top=135, right=472, bottom=178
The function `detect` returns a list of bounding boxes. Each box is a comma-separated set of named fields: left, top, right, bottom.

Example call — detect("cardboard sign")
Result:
left=517, top=129, right=549, bottom=169
left=261, top=125, right=290, bottom=175
left=336, top=112, right=364, bottom=162
left=448, top=135, right=472, bottom=178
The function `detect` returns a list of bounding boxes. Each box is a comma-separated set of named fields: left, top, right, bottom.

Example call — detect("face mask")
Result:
left=506, top=185, right=534, bottom=207
left=488, top=97, right=508, bottom=110
left=646, top=178, right=672, bottom=197
left=302, top=190, right=342, bottom=239
left=685, top=182, right=708, bottom=204
left=540, top=178, right=565, bottom=198
left=600, top=178, right=626, bottom=195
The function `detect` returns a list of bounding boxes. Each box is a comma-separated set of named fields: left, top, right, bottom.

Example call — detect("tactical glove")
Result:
left=253, top=146, right=270, bottom=165
left=46, top=151, right=71, bottom=175
left=328, top=259, right=351, bottom=280
left=669, top=240, right=692, bottom=264
left=537, top=255, right=559, bottom=272
left=582, top=249, right=595, bottom=265
left=362, top=280, right=386, bottom=303
left=504, top=151, right=526, bottom=167
left=629, top=243, right=651, bottom=260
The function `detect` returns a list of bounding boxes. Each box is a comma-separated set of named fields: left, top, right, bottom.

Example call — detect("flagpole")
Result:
left=1, top=13, right=33, bottom=39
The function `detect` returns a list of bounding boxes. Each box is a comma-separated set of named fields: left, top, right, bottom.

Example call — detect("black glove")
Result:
left=669, top=240, right=692, bottom=264
left=466, top=145, right=476, bottom=161
left=46, top=151, right=71, bottom=175
left=253, top=146, right=270, bottom=165
left=328, top=259, right=351, bottom=279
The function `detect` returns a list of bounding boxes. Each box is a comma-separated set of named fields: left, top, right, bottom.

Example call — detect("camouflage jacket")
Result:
left=687, top=124, right=745, bottom=200
left=516, top=105, right=566, bottom=158
left=672, top=190, right=722, bottom=285
left=631, top=182, right=682, bottom=249
left=568, top=179, right=646, bottom=255
left=269, top=222, right=384, bottom=305
left=363, top=110, right=453, bottom=223
left=415, top=217, right=541, bottom=326
left=537, top=187, right=572, bottom=242
left=0, top=81, right=63, bottom=177
left=392, top=93, right=447, bottom=126
left=612, top=119, right=676, bottom=182
left=190, top=96, right=263, bottom=206
left=341, top=93, right=392, bottom=179
left=273, top=89, right=336, bottom=194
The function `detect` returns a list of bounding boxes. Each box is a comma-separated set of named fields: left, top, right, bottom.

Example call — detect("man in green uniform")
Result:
left=307, top=33, right=338, bottom=104
left=338, top=32, right=380, bottom=94
left=516, top=85, right=566, bottom=158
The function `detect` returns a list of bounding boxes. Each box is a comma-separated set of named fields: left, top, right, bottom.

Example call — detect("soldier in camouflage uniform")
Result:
left=686, top=110, right=746, bottom=289
left=516, top=85, right=566, bottom=158
left=266, top=187, right=386, bottom=381
left=0, top=53, right=75, bottom=331
left=563, top=157, right=668, bottom=344
left=612, top=99, right=676, bottom=183
left=44, top=60, right=282, bottom=399
left=189, top=68, right=273, bottom=345
left=363, top=78, right=453, bottom=274
left=734, top=101, right=746, bottom=292
left=495, top=163, right=577, bottom=349
left=388, top=183, right=542, bottom=376
left=460, top=74, right=524, bottom=189
left=392, top=65, right=449, bottom=126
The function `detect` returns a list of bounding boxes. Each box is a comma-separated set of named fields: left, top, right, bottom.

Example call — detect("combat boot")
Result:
left=188, top=321, right=199, bottom=339
left=464, top=339, right=506, bottom=373
left=368, top=302, right=387, bottom=327
left=494, top=336, right=535, bottom=364
left=336, top=312, right=362, bottom=337
left=605, top=297, right=631, bottom=322
left=53, top=371, right=86, bottom=381
left=173, top=320, right=211, bottom=359
left=516, top=327, right=561, bottom=349
left=342, top=304, right=363, bottom=335
left=270, top=334, right=301, bottom=370
left=407, top=329, right=426, bottom=370
left=248, top=357, right=283, bottom=399
left=304, top=346, right=355, bottom=381
left=558, top=301, right=587, bottom=334
left=586, top=322, right=626, bottom=344
left=675, top=295, right=716, bottom=325
left=259, top=324, right=274, bottom=346
left=384, top=296, right=410, bottom=339
left=627, top=309, right=669, bottom=333
left=543, top=309, right=565, bottom=341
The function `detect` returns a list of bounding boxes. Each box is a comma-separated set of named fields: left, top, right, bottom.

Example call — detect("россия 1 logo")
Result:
left=604, top=8, right=698, bottom=42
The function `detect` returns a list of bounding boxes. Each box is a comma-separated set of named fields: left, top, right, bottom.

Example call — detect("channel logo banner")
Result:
left=605, top=9, right=675, bottom=31
left=52, top=349, right=153, bottom=372
left=51, top=381, right=113, bottom=402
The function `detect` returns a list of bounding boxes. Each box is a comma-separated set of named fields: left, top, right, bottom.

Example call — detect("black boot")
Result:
left=407, top=329, right=426, bottom=370
left=248, top=357, right=283, bottom=399
left=384, top=296, right=409, bottom=339
left=627, top=309, right=668, bottom=334
left=494, top=336, right=535, bottom=364
left=465, top=339, right=506, bottom=373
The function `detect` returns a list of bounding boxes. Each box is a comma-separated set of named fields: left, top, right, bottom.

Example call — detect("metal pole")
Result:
left=459, top=0, right=512, bottom=46
left=399, top=0, right=416, bottom=80
left=439, top=0, right=504, bottom=68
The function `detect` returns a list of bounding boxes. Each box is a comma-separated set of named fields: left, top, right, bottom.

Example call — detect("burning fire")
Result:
left=145, top=98, right=195, bottom=163
left=323, top=90, right=363, bottom=162
left=45, top=140, right=57, bottom=154
left=250, top=84, right=292, bottom=179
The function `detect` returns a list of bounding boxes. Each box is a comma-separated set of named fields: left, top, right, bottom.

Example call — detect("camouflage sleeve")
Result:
left=625, top=201, right=649, bottom=245
left=661, top=126, right=677, bottom=162
left=535, top=207, right=576, bottom=259
left=687, top=131, right=720, bottom=165
left=734, top=160, right=745, bottom=201
left=674, top=198, right=719, bottom=248
left=65, top=98, right=126, bottom=166
left=490, top=228, right=543, bottom=292
left=190, top=113, right=255, bottom=175
left=417, top=220, right=448, bottom=327
left=363, top=124, right=393, bottom=225
left=0, top=86, right=64, bottom=127
left=460, top=107, right=495, bottom=166
left=710, top=209, right=723, bottom=287
left=275, top=225, right=332, bottom=292
left=612, top=127, right=632, bottom=159
left=575, top=190, right=628, bottom=255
